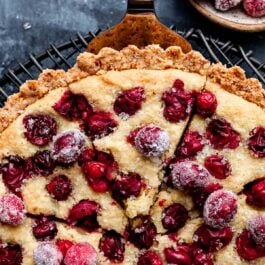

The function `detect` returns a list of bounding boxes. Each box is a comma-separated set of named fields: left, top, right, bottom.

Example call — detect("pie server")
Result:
left=87, top=0, right=192, bottom=54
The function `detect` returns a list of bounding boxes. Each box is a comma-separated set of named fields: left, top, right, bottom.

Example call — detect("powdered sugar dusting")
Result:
left=51, top=129, right=85, bottom=164
left=248, top=215, right=265, bottom=247
left=0, top=194, right=25, bottom=226
left=33, top=242, right=63, bottom=265
left=203, top=189, right=237, bottom=229
left=134, top=124, right=170, bottom=157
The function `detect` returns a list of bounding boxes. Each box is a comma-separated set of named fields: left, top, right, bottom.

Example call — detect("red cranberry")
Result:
left=193, top=252, right=213, bottom=265
left=248, top=215, right=265, bottom=247
left=196, top=91, right=217, bottom=117
left=33, top=242, right=63, bottom=265
left=133, top=125, right=170, bottom=157
left=84, top=111, right=117, bottom=139
left=162, top=203, right=189, bottom=232
left=114, top=87, right=145, bottom=117
left=99, top=230, right=125, bottom=262
left=32, top=216, right=58, bottom=241
left=245, top=179, right=265, bottom=207
left=248, top=126, right=265, bottom=157
left=78, top=148, right=96, bottom=166
left=203, top=189, right=237, bottom=229
left=53, top=91, right=93, bottom=120
left=64, top=242, right=98, bottom=265
left=191, top=182, right=223, bottom=209
left=51, top=129, right=85, bottom=165
left=0, top=243, right=22, bottom=265
left=129, top=216, right=157, bottom=249
left=162, top=79, right=195, bottom=123
left=30, top=150, right=55, bottom=176
left=236, top=229, right=265, bottom=261
left=168, top=161, right=210, bottom=192
left=178, top=130, right=204, bottom=157
left=0, top=155, right=29, bottom=196
left=137, top=251, right=163, bottom=265
left=193, top=224, right=233, bottom=252
left=23, top=114, right=57, bottom=146
left=164, top=246, right=192, bottom=265
left=112, top=173, right=142, bottom=201
left=56, top=239, right=73, bottom=257
left=206, top=118, right=240, bottom=150
left=204, top=154, right=231, bottom=179
left=243, top=0, right=265, bottom=18
left=0, top=194, right=25, bottom=226
left=67, top=200, right=100, bottom=231
left=46, top=175, right=72, bottom=201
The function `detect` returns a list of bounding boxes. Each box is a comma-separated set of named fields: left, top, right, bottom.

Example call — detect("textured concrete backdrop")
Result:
left=0, top=0, right=264, bottom=76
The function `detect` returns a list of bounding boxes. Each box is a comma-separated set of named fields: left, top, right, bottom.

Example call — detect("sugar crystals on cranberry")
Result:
left=51, top=129, right=85, bottom=165
left=23, top=114, right=57, bottom=146
left=248, top=215, right=265, bottom=248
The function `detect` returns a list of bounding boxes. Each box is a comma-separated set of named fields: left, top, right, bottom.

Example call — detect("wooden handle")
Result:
left=128, top=0, right=154, bottom=13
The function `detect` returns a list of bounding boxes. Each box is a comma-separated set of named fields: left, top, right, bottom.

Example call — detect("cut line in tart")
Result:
left=0, top=45, right=264, bottom=264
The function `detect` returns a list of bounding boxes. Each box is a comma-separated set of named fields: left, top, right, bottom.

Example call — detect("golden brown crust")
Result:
left=0, top=44, right=264, bottom=133
left=207, top=63, right=265, bottom=110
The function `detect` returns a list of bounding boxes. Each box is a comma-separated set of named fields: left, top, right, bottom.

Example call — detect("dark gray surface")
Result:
left=0, top=0, right=264, bottom=76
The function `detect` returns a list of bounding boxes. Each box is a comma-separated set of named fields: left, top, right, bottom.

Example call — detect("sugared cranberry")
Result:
left=162, top=79, right=195, bottom=123
left=46, top=175, right=72, bottom=201
left=248, top=126, right=265, bottom=157
left=129, top=216, right=157, bottom=249
left=206, top=118, right=240, bottom=150
left=164, top=246, right=191, bottom=265
left=203, top=189, right=237, bottom=229
left=245, top=179, right=265, bottom=207
left=191, top=182, right=223, bottom=208
left=23, top=114, right=57, bottom=146
left=215, top=0, right=242, bottom=11
left=84, top=111, right=117, bottom=138
left=78, top=148, right=95, bottom=166
left=33, top=242, right=63, bottom=265
left=0, top=194, right=25, bottom=226
left=248, top=215, right=265, bottom=247
left=32, top=216, right=58, bottom=241
left=51, top=129, right=85, bottom=165
left=0, top=243, right=22, bottom=265
left=99, top=230, right=125, bottom=262
left=112, top=173, right=142, bottom=201
left=53, top=91, right=93, bottom=120
left=167, top=161, right=210, bottom=192
left=137, top=251, right=163, bottom=265
left=178, top=130, right=204, bottom=157
left=193, top=224, right=233, bottom=252
left=67, top=200, right=100, bottom=231
left=56, top=239, right=73, bottom=257
left=162, top=203, right=189, bottom=232
left=114, top=87, right=145, bottom=117
left=132, top=125, right=170, bottom=157
left=0, top=155, right=29, bottom=195
left=30, top=150, right=55, bottom=176
left=236, top=229, right=265, bottom=261
left=243, top=0, right=265, bottom=18
left=64, top=242, right=98, bottom=265
left=196, top=91, right=217, bottom=117
left=204, top=154, right=231, bottom=179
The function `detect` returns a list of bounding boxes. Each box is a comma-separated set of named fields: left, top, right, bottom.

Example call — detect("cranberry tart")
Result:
left=0, top=45, right=264, bottom=264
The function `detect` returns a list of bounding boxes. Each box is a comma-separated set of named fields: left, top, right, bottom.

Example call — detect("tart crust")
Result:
left=1, top=44, right=264, bottom=133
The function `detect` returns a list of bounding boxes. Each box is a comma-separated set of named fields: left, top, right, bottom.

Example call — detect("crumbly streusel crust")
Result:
left=0, top=44, right=264, bottom=133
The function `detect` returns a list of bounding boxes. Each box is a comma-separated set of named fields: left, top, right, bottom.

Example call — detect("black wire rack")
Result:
left=0, top=27, right=264, bottom=107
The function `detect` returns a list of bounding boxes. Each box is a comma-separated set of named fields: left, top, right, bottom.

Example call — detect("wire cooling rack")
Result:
left=0, top=27, right=264, bottom=107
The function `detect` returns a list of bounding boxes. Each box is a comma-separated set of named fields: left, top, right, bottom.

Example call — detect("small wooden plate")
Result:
left=189, top=0, right=265, bottom=32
